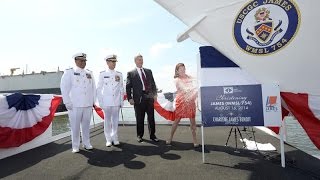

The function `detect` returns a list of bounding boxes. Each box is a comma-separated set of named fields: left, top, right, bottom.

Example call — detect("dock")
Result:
left=1, top=125, right=320, bottom=180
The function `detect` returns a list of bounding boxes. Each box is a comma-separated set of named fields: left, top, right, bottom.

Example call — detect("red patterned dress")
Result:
left=174, top=76, right=197, bottom=119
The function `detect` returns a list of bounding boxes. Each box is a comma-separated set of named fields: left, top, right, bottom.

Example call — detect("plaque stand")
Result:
left=225, top=126, right=247, bottom=153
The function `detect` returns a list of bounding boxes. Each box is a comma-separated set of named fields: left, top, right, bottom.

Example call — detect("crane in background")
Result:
left=10, top=68, right=20, bottom=76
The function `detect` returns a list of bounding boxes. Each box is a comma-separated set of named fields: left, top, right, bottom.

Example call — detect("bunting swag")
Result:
left=281, top=92, right=320, bottom=149
left=93, top=105, right=104, bottom=119
left=95, top=93, right=177, bottom=121
left=154, top=92, right=176, bottom=121
left=97, top=92, right=196, bottom=121
left=0, top=93, right=61, bottom=148
left=93, top=94, right=128, bottom=120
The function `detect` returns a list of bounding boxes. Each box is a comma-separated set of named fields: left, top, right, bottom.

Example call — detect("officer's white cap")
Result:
left=72, top=53, right=87, bottom=59
left=105, top=54, right=117, bottom=62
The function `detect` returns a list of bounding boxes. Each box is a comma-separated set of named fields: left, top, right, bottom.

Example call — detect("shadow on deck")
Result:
left=1, top=125, right=320, bottom=180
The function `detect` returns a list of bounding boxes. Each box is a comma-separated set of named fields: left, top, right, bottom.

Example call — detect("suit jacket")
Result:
left=126, top=68, right=157, bottom=104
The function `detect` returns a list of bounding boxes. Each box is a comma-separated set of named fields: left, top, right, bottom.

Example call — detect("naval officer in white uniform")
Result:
left=97, top=54, right=124, bottom=147
left=60, top=53, right=96, bottom=153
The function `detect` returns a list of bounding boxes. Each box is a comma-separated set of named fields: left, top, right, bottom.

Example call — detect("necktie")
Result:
left=140, top=69, right=149, bottom=92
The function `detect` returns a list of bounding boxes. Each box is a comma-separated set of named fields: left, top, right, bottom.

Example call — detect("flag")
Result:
left=281, top=92, right=320, bottom=149
left=0, top=93, right=61, bottom=148
left=198, top=46, right=258, bottom=86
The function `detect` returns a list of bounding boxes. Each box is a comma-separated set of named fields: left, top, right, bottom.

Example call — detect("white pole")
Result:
left=280, top=117, right=286, bottom=168
left=201, top=125, right=205, bottom=163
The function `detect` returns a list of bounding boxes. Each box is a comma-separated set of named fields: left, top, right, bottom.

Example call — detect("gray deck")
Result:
left=1, top=125, right=320, bottom=180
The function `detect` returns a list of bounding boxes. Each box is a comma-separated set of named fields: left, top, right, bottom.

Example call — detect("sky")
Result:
left=0, top=0, right=201, bottom=91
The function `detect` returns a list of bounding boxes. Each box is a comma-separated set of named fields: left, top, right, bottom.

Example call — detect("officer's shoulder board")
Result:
left=86, top=69, right=92, bottom=72
left=65, top=68, right=74, bottom=74
left=100, top=70, right=105, bottom=73
left=116, top=71, right=122, bottom=74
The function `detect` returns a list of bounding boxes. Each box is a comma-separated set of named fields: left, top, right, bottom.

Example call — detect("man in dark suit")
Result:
left=126, top=54, right=159, bottom=143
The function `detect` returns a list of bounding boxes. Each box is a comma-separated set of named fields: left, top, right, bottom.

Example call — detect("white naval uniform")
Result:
left=97, top=69, right=124, bottom=143
left=60, top=67, right=96, bottom=150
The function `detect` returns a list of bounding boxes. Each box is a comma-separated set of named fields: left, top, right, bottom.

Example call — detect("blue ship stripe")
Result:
left=200, top=46, right=239, bottom=68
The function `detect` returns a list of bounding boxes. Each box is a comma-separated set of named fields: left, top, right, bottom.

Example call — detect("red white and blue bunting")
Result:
left=154, top=92, right=176, bottom=121
left=0, top=93, right=61, bottom=148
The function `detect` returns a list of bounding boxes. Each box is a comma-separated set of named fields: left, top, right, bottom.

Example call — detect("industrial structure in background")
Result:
left=0, top=68, right=65, bottom=111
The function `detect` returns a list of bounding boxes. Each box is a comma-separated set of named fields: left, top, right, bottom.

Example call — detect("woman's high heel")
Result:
left=166, top=140, right=172, bottom=145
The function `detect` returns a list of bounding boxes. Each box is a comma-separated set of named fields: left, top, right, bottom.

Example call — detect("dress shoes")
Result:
left=113, top=140, right=120, bottom=146
left=137, top=137, right=143, bottom=143
left=72, top=148, right=79, bottom=153
left=106, top=141, right=112, bottom=147
left=150, top=136, right=159, bottom=142
left=83, top=145, right=93, bottom=150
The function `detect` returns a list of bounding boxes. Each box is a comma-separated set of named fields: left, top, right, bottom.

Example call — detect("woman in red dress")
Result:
left=166, top=63, right=199, bottom=147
